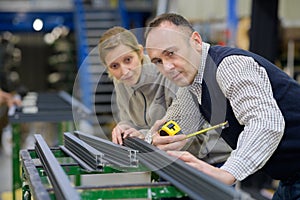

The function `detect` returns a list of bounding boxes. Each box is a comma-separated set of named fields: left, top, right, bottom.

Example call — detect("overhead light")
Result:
left=44, top=33, right=55, bottom=44
left=33, top=18, right=43, bottom=31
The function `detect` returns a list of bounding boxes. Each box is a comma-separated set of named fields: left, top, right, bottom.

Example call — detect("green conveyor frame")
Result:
left=20, top=148, right=186, bottom=200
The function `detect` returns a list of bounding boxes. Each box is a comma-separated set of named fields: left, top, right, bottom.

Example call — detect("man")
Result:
left=145, top=13, right=300, bottom=199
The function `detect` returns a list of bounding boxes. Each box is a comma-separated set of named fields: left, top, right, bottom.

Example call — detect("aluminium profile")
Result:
left=20, top=150, right=51, bottom=200
left=64, top=132, right=105, bottom=170
left=34, top=134, right=80, bottom=200
left=124, top=137, right=246, bottom=200
left=60, top=145, right=95, bottom=171
left=73, top=131, right=138, bottom=168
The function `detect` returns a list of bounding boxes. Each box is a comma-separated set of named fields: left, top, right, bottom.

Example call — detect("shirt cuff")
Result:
left=220, top=156, right=255, bottom=181
left=144, top=130, right=152, bottom=144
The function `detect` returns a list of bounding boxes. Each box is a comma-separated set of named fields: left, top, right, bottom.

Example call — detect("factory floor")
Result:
left=0, top=149, right=13, bottom=200
left=0, top=127, right=34, bottom=200
left=0, top=122, right=57, bottom=200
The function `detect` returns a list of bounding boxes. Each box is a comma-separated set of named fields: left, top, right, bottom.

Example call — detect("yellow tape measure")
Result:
left=159, top=120, right=182, bottom=136
left=184, top=121, right=229, bottom=139
left=159, top=120, right=229, bottom=139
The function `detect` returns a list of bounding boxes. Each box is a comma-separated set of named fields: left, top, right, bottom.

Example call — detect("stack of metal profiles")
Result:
left=22, top=138, right=185, bottom=200
left=29, top=132, right=249, bottom=199
left=34, top=134, right=81, bottom=200
left=73, top=131, right=138, bottom=168
left=124, top=137, right=247, bottom=200
left=63, top=132, right=105, bottom=171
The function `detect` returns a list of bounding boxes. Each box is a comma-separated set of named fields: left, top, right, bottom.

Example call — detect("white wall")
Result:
left=169, top=0, right=300, bottom=27
left=279, top=0, right=300, bottom=27
left=174, top=0, right=251, bottom=22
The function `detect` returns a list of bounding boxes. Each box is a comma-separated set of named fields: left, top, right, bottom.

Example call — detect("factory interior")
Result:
left=1, top=0, right=300, bottom=199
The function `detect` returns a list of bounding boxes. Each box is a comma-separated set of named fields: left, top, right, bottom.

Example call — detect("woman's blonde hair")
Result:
left=98, top=26, right=141, bottom=66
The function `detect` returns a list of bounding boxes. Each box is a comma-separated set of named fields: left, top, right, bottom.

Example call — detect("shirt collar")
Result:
left=188, top=42, right=210, bottom=104
left=193, top=42, right=210, bottom=84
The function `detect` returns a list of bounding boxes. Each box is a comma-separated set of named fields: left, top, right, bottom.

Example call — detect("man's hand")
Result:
left=167, top=151, right=236, bottom=185
left=111, top=123, right=144, bottom=145
left=151, top=119, right=187, bottom=151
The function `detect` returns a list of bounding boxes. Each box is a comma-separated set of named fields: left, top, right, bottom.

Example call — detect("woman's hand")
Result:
left=123, top=127, right=145, bottom=140
left=167, top=151, right=236, bottom=185
left=111, top=124, right=144, bottom=145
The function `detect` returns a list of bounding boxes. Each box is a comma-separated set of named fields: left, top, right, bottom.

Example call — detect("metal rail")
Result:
left=74, top=131, right=138, bottom=167
left=58, top=91, right=92, bottom=116
left=60, top=146, right=95, bottom=171
left=64, top=132, right=104, bottom=171
left=124, top=137, right=246, bottom=200
left=34, top=134, right=80, bottom=200
left=20, top=150, right=51, bottom=200
left=21, top=146, right=186, bottom=200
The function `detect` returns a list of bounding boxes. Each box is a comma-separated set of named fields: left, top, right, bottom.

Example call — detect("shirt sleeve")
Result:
left=165, top=87, right=205, bottom=136
left=216, top=55, right=285, bottom=180
left=165, top=87, right=232, bottom=164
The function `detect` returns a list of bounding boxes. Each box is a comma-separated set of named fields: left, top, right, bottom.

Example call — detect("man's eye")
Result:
left=151, top=58, right=163, bottom=65
left=167, top=51, right=174, bottom=57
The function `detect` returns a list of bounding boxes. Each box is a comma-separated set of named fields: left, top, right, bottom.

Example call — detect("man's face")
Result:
left=146, top=22, right=200, bottom=87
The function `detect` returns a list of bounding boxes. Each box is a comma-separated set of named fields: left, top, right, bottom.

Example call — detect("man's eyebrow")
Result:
left=162, top=47, right=175, bottom=54
left=148, top=46, right=176, bottom=62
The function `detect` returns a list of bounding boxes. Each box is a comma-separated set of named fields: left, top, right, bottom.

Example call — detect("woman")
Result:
left=98, top=26, right=178, bottom=145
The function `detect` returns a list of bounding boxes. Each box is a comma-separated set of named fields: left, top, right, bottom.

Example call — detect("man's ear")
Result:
left=190, top=31, right=202, bottom=51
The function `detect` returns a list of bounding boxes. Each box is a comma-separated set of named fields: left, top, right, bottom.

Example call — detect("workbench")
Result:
left=20, top=135, right=185, bottom=199
left=19, top=132, right=248, bottom=200
left=9, top=91, right=91, bottom=200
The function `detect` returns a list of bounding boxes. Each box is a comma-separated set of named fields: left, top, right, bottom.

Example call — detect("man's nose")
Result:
left=163, top=62, right=175, bottom=71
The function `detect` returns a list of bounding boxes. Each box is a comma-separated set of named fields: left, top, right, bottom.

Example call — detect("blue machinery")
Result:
left=0, top=0, right=152, bottom=110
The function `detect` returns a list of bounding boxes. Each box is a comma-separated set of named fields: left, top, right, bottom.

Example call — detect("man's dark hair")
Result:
left=145, top=13, right=195, bottom=38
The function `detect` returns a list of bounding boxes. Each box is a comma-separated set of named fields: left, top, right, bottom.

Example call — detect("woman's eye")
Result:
left=124, top=57, right=132, bottom=63
left=110, top=64, right=119, bottom=69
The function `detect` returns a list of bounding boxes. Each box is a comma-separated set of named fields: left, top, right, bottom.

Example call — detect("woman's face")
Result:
left=105, top=44, right=143, bottom=86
